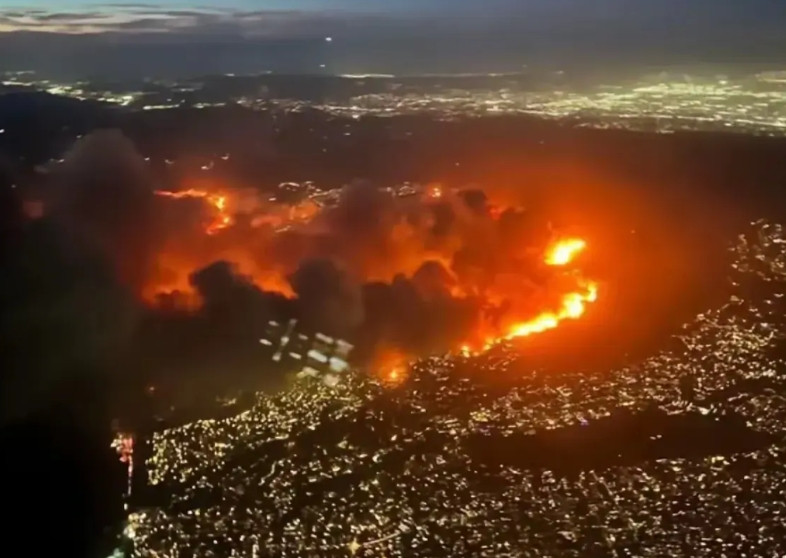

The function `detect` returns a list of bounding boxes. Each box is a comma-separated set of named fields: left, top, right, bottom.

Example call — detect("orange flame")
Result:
left=371, top=346, right=410, bottom=385
left=504, top=280, right=597, bottom=339
left=149, top=187, right=598, bottom=362
left=545, top=238, right=586, bottom=266
left=461, top=237, right=598, bottom=354
left=154, top=188, right=234, bottom=235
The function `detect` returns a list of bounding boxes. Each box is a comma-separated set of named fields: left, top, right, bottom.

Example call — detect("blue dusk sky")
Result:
left=1, top=1, right=785, bottom=78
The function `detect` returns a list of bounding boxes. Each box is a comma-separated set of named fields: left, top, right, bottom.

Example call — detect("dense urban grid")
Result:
left=319, top=73, right=786, bottom=135
left=4, top=70, right=786, bottom=136
left=123, top=219, right=786, bottom=557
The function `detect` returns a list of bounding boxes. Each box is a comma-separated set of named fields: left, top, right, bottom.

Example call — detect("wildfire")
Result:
left=545, top=238, right=587, bottom=266
left=155, top=188, right=233, bottom=235
left=461, top=237, right=598, bottom=354
left=371, top=347, right=411, bottom=385
left=386, top=367, right=405, bottom=384
left=504, top=280, right=598, bottom=339
left=148, top=185, right=598, bottom=374
left=505, top=237, right=597, bottom=337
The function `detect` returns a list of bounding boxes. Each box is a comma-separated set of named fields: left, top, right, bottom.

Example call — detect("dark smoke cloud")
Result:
left=4, top=129, right=565, bottom=414
left=254, top=180, right=523, bottom=353
left=0, top=182, right=140, bottom=424
left=289, top=258, right=364, bottom=337
left=45, top=129, right=156, bottom=291
left=459, top=188, right=489, bottom=214
left=135, top=170, right=536, bottom=368
left=130, top=262, right=295, bottom=403
left=190, top=261, right=292, bottom=338
left=356, top=274, right=479, bottom=360
left=1, top=130, right=168, bottom=422
left=412, top=260, right=457, bottom=300
left=292, top=180, right=413, bottom=279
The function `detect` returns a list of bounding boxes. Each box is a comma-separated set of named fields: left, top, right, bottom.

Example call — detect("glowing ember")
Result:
left=155, top=188, right=234, bottom=235
left=372, top=347, right=410, bottom=385
left=111, top=433, right=135, bottom=498
left=545, top=238, right=587, bottom=266
left=378, top=364, right=409, bottom=386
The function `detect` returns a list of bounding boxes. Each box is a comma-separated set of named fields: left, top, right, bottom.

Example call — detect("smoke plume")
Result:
left=12, top=130, right=597, bottom=395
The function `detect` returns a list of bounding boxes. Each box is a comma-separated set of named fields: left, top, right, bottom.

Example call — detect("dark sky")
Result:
left=2, top=1, right=786, bottom=78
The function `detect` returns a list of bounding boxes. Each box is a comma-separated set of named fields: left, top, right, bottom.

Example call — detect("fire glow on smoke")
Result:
left=154, top=188, right=233, bottom=235
left=151, top=184, right=600, bottom=374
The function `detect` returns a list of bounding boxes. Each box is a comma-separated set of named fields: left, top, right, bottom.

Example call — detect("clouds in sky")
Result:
left=3, top=1, right=786, bottom=38
left=0, top=1, right=512, bottom=36
left=1, top=1, right=785, bottom=78
left=0, top=1, right=545, bottom=45
left=0, top=4, right=343, bottom=36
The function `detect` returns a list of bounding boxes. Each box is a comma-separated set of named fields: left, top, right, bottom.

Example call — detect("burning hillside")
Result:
left=149, top=180, right=598, bottom=361
left=34, top=131, right=601, bottom=377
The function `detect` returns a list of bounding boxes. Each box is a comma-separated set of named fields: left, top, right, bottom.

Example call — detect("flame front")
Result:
left=503, top=238, right=598, bottom=340
left=155, top=188, right=234, bottom=235
left=150, top=185, right=599, bottom=368
left=507, top=237, right=597, bottom=337
left=504, top=280, right=597, bottom=339
left=462, top=237, right=599, bottom=354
